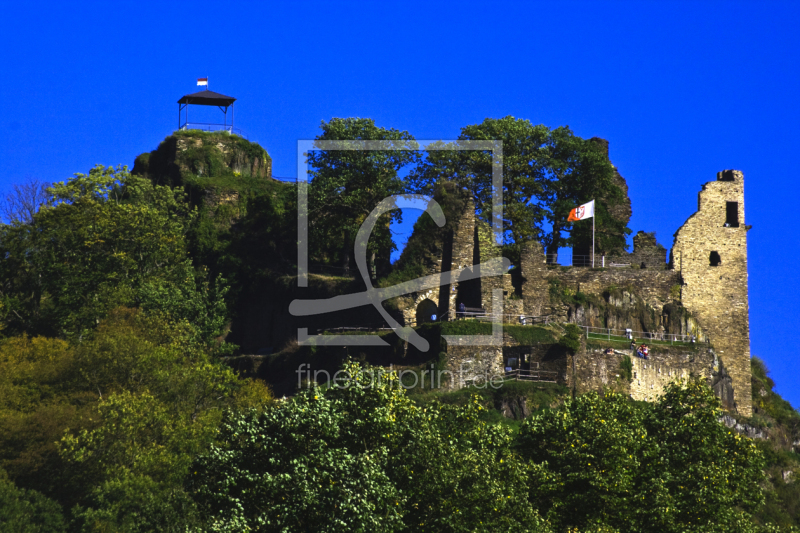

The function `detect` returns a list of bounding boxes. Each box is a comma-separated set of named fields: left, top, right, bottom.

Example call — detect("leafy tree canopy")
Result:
left=518, top=377, right=766, bottom=532
left=307, top=118, right=419, bottom=274
left=0, top=164, right=227, bottom=343
left=190, top=362, right=548, bottom=533
left=409, top=117, right=629, bottom=263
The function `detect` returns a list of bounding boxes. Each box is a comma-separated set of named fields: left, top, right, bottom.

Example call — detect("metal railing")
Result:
left=545, top=254, right=632, bottom=268
left=179, top=123, right=247, bottom=137
left=580, top=325, right=705, bottom=345
left=456, top=312, right=552, bottom=325
left=502, top=368, right=558, bottom=382
left=321, top=310, right=451, bottom=332
left=546, top=254, right=596, bottom=267
left=307, top=264, right=357, bottom=278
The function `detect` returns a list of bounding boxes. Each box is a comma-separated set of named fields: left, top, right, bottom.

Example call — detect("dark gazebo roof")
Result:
left=177, top=90, right=236, bottom=106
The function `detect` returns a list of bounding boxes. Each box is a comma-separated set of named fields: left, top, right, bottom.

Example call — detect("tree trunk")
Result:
left=341, top=230, right=351, bottom=274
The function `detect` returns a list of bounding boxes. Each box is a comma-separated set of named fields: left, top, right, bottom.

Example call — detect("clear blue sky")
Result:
left=1, top=1, right=798, bottom=407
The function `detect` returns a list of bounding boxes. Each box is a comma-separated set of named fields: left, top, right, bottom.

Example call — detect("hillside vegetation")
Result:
left=0, top=122, right=797, bottom=531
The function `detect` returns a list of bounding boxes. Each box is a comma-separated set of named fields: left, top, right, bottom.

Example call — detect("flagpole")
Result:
left=592, top=199, right=595, bottom=268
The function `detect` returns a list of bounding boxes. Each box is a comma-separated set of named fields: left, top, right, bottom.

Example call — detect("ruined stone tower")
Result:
left=671, top=170, right=751, bottom=416
left=393, top=169, right=753, bottom=415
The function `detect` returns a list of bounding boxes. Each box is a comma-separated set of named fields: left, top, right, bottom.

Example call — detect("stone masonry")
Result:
left=396, top=186, right=481, bottom=326
left=671, top=170, right=752, bottom=416
left=608, top=231, right=668, bottom=268
left=568, top=344, right=732, bottom=407
left=396, top=170, right=753, bottom=415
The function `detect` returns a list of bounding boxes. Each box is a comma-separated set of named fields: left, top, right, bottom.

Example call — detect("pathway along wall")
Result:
left=672, top=170, right=752, bottom=416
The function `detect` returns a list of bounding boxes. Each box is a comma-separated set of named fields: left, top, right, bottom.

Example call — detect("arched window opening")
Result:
left=415, top=299, right=439, bottom=325
left=710, top=251, right=722, bottom=267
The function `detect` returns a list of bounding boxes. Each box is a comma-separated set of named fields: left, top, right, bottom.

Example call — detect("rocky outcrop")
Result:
left=720, top=414, right=766, bottom=440
left=132, top=130, right=272, bottom=189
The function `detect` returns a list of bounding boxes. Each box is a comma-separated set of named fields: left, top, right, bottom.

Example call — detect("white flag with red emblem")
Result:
left=568, top=200, right=595, bottom=221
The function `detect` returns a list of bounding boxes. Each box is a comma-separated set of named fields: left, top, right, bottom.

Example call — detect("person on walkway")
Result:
left=458, top=302, right=466, bottom=318
left=638, top=344, right=650, bottom=359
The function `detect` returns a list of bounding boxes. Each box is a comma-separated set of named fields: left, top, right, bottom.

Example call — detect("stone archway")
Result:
left=399, top=289, right=440, bottom=327
left=415, top=298, right=439, bottom=325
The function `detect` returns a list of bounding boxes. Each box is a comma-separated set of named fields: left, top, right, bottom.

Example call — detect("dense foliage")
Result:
left=0, top=123, right=797, bottom=532
left=408, top=117, right=629, bottom=263
left=307, top=118, right=419, bottom=276
left=0, top=165, right=227, bottom=343
left=189, top=363, right=776, bottom=533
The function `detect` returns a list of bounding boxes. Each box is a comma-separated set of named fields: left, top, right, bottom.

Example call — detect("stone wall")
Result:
left=609, top=231, right=668, bottom=268
left=396, top=187, right=476, bottom=326
left=474, top=220, right=506, bottom=317
left=555, top=342, right=724, bottom=404
left=521, top=239, right=678, bottom=322
left=448, top=196, right=476, bottom=320
left=442, top=343, right=504, bottom=390
left=520, top=240, right=550, bottom=317
left=552, top=267, right=677, bottom=305
left=393, top=169, right=754, bottom=416
left=495, top=335, right=726, bottom=407
left=671, top=170, right=751, bottom=416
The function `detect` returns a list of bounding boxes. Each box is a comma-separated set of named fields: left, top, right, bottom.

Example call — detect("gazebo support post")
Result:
left=176, top=89, right=237, bottom=133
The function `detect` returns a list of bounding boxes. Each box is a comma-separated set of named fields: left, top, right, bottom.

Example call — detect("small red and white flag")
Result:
left=197, top=77, right=208, bottom=86
left=568, top=200, right=595, bottom=221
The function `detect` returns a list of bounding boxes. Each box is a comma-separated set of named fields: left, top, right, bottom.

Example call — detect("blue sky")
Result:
left=1, top=0, right=798, bottom=407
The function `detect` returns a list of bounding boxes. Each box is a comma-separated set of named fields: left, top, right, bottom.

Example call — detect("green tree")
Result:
left=58, top=308, right=273, bottom=532
left=0, top=469, right=66, bottom=533
left=642, top=377, right=766, bottom=532
left=518, top=390, right=648, bottom=531
left=518, top=378, right=766, bottom=532
left=408, top=118, right=629, bottom=264
left=0, top=165, right=228, bottom=343
left=307, top=118, right=419, bottom=277
left=190, top=362, right=549, bottom=532
left=410, top=117, right=549, bottom=263
left=0, top=335, right=91, bottom=507
left=541, top=127, right=629, bottom=260
left=0, top=307, right=272, bottom=530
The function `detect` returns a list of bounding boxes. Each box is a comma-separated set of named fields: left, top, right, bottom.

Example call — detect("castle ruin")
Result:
left=396, top=169, right=753, bottom=416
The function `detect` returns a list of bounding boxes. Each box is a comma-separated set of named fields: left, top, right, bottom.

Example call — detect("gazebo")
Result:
left=177, top=90, right=237, bottom=133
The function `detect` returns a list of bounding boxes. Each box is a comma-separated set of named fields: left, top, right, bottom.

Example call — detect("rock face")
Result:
left=671, top=170, right=752, bottom=416
left=132, top=130, right=273, bottom=225
left=720, top=414, right=766, bottom=440
left=131, top=130, right=272, bottom=189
